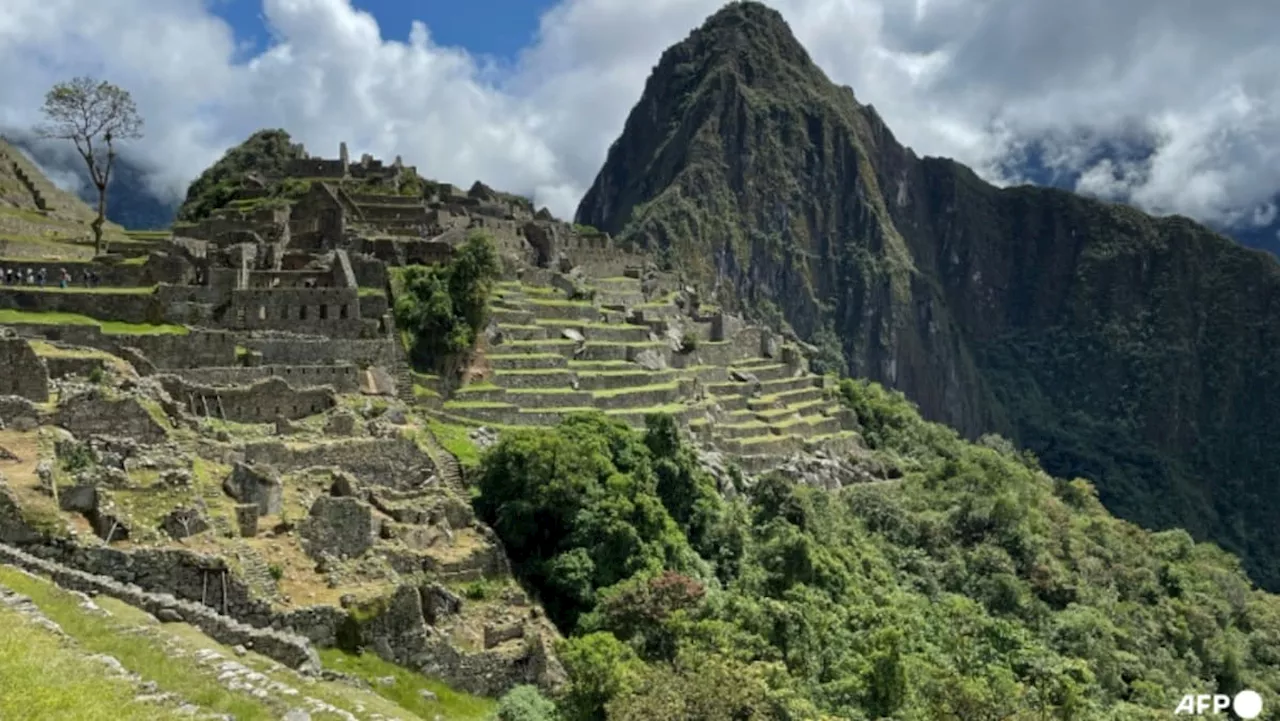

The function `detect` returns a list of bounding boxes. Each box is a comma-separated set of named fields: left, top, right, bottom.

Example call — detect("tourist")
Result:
left=59, top=268, right=69, bottom=288
left=89, top=270, right=100, bottom=288
left=25, top=269, right=33, bottom=285
left=37, top=268, right=46, bottom=287
left=0, top=266, right=6, bottom=285
left=82, top=269, right=91, bottom=287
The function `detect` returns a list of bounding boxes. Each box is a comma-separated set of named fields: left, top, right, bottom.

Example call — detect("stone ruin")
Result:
left=0, top=142, right=868, bottom=706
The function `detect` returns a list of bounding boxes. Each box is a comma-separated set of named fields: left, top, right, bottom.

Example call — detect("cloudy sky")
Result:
left=1, top=0, right=1277, bottom=233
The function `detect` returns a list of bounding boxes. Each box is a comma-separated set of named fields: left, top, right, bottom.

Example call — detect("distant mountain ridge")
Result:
left=577, top=0, right=1280, bottom=589
left=3, top=131, right=179, bottom=231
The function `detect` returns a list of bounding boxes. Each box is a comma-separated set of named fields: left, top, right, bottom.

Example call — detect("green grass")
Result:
left=357, top=287, right=386, bottom=297
left=425, top=418, right=483, bottom=469
left=486, top=352, right=564, bottom=361
left=455, top=381, right=502, bottom=393
left=0, top=606, right=165, bottom=721
left=320, top=649, right=496, bottom=721
left=413, top=384, right=441, bottom=399
left=522, top=297, right=594, bottom=308
left=3, top=284, right=157, bottom=295
left=0, top=567, right=276, bottom=720
left=0, top=309, right=187, bottom=335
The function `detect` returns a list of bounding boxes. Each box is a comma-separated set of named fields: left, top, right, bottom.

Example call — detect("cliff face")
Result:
left=577, top=1, right=1280, bottom=589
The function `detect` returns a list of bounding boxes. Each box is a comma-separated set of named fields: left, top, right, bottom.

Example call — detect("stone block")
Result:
left=160, top=507, right=210, bottom=540
left=222, top=462, right=282, bottom=516
left=0, top=339, right=49, bottom=402
left=234, top=503, right=259, bottom=538
left=58, top=485, right=98, bottom=514
left=300, top=496, right=379, bottom=560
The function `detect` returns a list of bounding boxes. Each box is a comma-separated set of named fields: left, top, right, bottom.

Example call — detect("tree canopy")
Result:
left=36, top=77, right=143, bottom=254
left=471, top=384, right=1280, bottom=720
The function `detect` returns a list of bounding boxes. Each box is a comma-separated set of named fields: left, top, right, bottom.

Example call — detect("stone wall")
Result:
left=243, top=336, right=395, bottom=367
left=242, top=437, right=435, bottom=490
left=8, top=325, right=237, bottom=370
left=54, top=389, right=169, bottom=443
left=0, top=253, right=191, bottom=288
left=0, top=287, right=164, bottom=324
left=169, top=364, right=361, bottom=393
left=0, top=542, right=320, bottom=672
left=159, top=376, right=336, bottom=423
left=228, top=287, right=365, bottom=337
left=0, top=337, right=49, bottom=401
left=348, top=253, right=388, bottom=289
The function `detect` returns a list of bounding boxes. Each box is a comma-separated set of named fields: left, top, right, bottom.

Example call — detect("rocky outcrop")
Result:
left=221, top=462, right=282, bottom=517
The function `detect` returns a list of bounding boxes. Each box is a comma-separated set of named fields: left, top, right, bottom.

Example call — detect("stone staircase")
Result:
left=11, top=160, right=49, bottom=211
left=436, top=277, right=858, bottom=473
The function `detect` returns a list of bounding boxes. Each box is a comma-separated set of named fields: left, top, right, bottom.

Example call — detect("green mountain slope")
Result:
left=472, top=391, right=1280, bottom=720
left=575, top=1, right=1280, bottom=590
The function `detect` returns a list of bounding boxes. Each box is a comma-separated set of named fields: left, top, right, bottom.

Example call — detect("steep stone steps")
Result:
left=748, top=386, right=825, bottom=410
left=728, top=362, right=792, bottom=382
left=757, top=375, right=820, bottom=395
left=720, top=434, right=804, bottom=456
left=714, top=421, right=772, bottom=439
left=485, top=353, right=568, bottom=370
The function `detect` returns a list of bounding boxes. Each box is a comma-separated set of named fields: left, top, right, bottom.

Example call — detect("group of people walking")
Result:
left=0, top=266, right=101, bottom=288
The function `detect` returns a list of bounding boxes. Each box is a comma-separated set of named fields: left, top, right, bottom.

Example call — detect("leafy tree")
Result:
left=471, top=385, right=1280, bottom=720
left=393, top=230, right=500, bottom=368
left=36, top=77, right=143, bottom=255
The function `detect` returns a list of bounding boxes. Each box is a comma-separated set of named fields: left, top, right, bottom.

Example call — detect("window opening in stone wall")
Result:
left=320, top=304, right=328, bottom=320
left=300, top=305, right=308, bottom=320
left=339, top=304, right=348, bottom=319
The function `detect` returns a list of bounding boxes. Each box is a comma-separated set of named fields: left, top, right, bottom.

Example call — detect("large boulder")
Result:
left=222, top=462, right=282, bottom=516
left=300, top=496, right=379, bottom=560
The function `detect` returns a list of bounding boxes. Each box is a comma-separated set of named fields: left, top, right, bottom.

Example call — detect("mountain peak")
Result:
left=656, top=1, right=828, bottom=95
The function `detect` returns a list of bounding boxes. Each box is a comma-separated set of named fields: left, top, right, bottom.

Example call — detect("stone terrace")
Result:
left=427, top=277, right=857, bottom=473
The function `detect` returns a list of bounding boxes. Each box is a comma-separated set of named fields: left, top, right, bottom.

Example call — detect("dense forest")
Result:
left=472, top=380, right=1279, bottom=720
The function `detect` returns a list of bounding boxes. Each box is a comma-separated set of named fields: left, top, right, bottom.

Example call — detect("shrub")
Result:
left=496, top=685, right=559, bottom=721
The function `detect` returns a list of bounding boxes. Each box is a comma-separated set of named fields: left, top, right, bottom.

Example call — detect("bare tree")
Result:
left=36, top=77, right=144, bottom=256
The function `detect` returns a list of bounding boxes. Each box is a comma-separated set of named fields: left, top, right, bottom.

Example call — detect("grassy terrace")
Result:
left=357, top=286, right=386, bottom=298
left=0, top=309, right=187, bottom=335
left=0, top=284, right=157, bottom=295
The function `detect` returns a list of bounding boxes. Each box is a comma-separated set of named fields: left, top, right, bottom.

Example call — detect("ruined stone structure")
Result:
left=0, top=336, right=50, bottom=402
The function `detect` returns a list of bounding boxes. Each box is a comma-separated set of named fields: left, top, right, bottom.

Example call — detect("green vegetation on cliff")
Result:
left=576, top=0, right=1280, bottom=590
left=176, top=129, right=308, bottom=222
left=472, top=387, right=1280, bottom=720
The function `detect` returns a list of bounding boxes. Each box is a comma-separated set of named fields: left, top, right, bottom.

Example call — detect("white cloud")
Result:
left=1, top=0, right=1279, bottom=231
